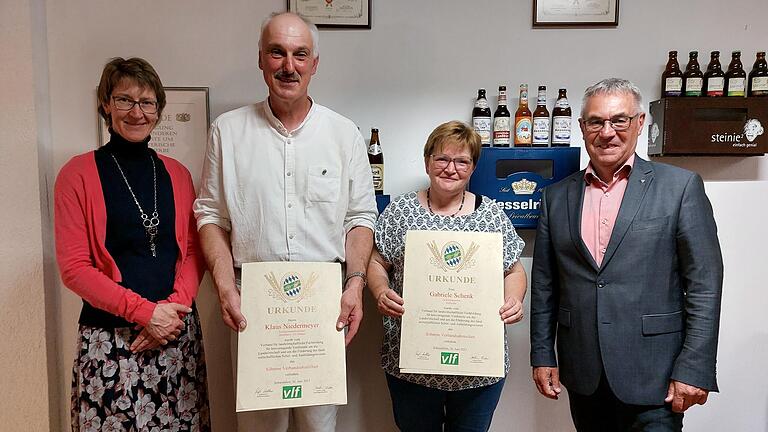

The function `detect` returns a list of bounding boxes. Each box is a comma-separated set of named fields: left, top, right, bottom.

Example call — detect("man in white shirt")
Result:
left=194, top=11, right=377, bottom=432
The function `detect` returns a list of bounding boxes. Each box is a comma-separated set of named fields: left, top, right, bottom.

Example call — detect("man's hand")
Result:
left=532, top=367, right=562, bottom=400
left=219, top=287, right=247, bottom=332
left=337, top=282, right=364, bottom=346
left=665, top=380, right=709, bottom=413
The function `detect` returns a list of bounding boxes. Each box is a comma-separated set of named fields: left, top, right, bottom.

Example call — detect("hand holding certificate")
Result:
left=399, top=230, right=506, bottom=377
left=236, top=262, right=347, bottom=412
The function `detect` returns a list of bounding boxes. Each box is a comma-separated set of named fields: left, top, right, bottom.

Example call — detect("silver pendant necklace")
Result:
left=110, top=153, right=160, bottom=257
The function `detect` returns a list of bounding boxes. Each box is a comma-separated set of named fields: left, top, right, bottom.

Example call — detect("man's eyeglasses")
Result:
left=112, top=96, right=159, bottom=114
left=430, top=154, right=473, bottom=172
left=581, top=114, right=640, bottom=132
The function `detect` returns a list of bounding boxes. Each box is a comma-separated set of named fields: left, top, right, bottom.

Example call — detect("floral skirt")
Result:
left=71, top=310, right=210, bottom=432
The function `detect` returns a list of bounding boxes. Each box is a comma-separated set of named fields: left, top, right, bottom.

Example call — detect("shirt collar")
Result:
left=263, top=96, right=316, bottom=137
left=584, top=154, right=635, bottom=186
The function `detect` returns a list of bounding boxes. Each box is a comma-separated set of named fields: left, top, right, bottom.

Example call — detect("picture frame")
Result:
left=533, top=0, right=619, bottom=27
left=99, top=87, right=210, bottom=188
left=287, top=0, right=371, bottom=29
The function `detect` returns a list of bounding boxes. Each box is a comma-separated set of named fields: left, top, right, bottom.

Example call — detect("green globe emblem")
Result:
left=442, top=242, right=463, bottom=269
left=282, top=273, right=302, bottom=298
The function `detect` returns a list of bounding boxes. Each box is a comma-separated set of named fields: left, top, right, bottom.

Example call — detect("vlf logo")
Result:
left=441, top=352, right=459, bottom=366
left=282, top=385, right=302, bottom=399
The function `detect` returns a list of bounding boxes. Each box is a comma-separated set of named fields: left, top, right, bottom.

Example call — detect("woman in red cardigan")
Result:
left=55, top=57, right=210, bottom=431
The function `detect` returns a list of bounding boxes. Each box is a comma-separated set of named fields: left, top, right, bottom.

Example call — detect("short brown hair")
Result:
left=423, top=121, right=482, bottom=164
left=97, top=57, right=166, bottom=127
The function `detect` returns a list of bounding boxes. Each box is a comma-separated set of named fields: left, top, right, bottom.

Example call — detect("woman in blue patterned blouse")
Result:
left=368, top=120, right=527, bottom=432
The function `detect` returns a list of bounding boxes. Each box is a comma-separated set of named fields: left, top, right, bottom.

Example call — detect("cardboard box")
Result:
left=648, top=98, right=768, bottom=156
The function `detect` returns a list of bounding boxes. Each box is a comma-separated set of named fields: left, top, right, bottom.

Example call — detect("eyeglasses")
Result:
left=111, top=96, right=159, bottom=114
left=581, top=114, right=640, bottom=132
left=430, top=154, right=473, bottom=172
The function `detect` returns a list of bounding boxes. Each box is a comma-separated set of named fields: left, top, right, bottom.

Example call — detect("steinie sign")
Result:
left=648, top=98, right=768, bottom=156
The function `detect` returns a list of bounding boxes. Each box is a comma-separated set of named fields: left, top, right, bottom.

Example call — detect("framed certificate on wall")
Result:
left=288, top=0, right=371, bottom=29
left=533, top=0, right=619, bottom=27
left=98, top=87, right=210, bottom=188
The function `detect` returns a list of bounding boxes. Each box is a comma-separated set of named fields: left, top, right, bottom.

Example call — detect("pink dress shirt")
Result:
left=580, top=155, right=635, bottom=266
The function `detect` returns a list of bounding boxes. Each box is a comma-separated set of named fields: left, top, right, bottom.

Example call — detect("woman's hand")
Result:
left=146, top=302, right=190, bottom=344
left=130, top=327, right=163, bottom=353
left=500, top=296, right=524, bottom=324
left=376, top=289, right=405, bottom=318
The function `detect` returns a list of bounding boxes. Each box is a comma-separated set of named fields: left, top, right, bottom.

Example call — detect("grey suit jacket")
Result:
left=529, top=156, right=723, bottom=405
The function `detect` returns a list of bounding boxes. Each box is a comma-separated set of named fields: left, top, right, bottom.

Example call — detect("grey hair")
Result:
left=259, top=12, right=320, bottom=58
left=581, top=78, right=643, bottom=117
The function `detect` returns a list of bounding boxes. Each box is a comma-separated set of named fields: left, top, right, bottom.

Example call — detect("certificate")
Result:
left=236, top=262, right=347, bottom=412
left=399, top=230, right=505, bottom=377
left=288, top=0, right=371, bottom=28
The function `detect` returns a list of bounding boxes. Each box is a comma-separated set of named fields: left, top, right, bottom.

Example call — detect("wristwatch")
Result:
left=343, top=271, right=367, bottom=290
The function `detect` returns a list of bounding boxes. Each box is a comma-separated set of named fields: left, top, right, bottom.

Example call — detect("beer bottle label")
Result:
left=685, top=77, right=703, bottom=95
left=515, top=117, right=532, bottom=144
left=493, top=117, right=511, bottom=145
left=551, top=116, right=571, bottom=145
left=555, top=98, right=570, bottom=109
left=665, top=77, right=683, bottom=95
left=727, top=78, right=746, bottom=96
left=751, top=77, right=768, bottom=93
left=475, top=99, right=489, bottom=109
left=533, top=117, right=550, bottom=144
left=370, top=164, right=384, bottom=192
left=473, top=117, right=492, bottom=145
left=707, top=77, right=724, bottom=95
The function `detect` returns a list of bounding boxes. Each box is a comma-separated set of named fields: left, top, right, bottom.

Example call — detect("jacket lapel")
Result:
left=599, top=156, right=654, bottom=270
left=567, top=172, right=600, bottom=272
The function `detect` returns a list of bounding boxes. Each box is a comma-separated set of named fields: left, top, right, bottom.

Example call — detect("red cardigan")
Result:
left=54, top=151, right=205, bottom=327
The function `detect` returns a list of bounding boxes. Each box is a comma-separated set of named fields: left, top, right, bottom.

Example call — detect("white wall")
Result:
left=39, top=0, right=768, bottom=431
left=0, top=0, right=55, bottom=430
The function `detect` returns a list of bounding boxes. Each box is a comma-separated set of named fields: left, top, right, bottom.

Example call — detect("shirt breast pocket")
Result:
left=307, top=165, right=341, bottom=203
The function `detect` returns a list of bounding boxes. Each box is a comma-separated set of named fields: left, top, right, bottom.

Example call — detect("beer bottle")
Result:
left=368, top=128, right=384, bottom=195
left=551, top=88, right=572, bottom=147
left=661, top=51, right=683, bottom=97
left=682, top=51, right=704, bottom=97
left=492, top=86, right=511, bottom=147
left=532, top=86, right=550, bottom=147
left=514, top=84, right=533, bottom=147
left=472, top=88, right=492, bottom=146
left=703, top=51, right=725, bottom=97
left=725, top=51, right=747, bottom=97
left=748, top=51, right=768, bottom=97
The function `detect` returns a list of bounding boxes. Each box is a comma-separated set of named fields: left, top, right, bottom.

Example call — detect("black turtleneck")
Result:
left=83, top=131, right=177, bottom=328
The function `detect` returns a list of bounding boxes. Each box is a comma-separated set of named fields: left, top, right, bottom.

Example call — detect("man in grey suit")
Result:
left=530, top=78, right=723, bottom=431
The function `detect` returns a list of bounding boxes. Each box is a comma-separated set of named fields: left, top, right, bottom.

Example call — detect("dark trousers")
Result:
left=568, top=372, right=683, bottom=432
left=385, top=373, right=505, bottom=432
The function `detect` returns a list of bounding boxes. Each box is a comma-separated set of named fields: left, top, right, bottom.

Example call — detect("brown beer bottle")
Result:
left=472, top=88, right=492, bottom=146
left=682, top=51, right=704, bottom=97
left=704, top=51, right=725, bottom=97
left=514, top=84, right=532, bottom=147
left=551, top=89, right=571, bottom=147
left=532, top=86, right=550, bottom=147
left=492, top=86, right=511, bottom=147
left=661, top=51, right=683, bottom=97
left=368, top=128, right=384, bottom=195
left=748, top=51, right=768, bottom=97
left=725, top=51, right=747, bottom=97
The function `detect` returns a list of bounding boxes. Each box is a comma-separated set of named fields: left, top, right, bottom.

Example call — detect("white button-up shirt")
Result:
left=194, top=100, right=377, bottom=266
